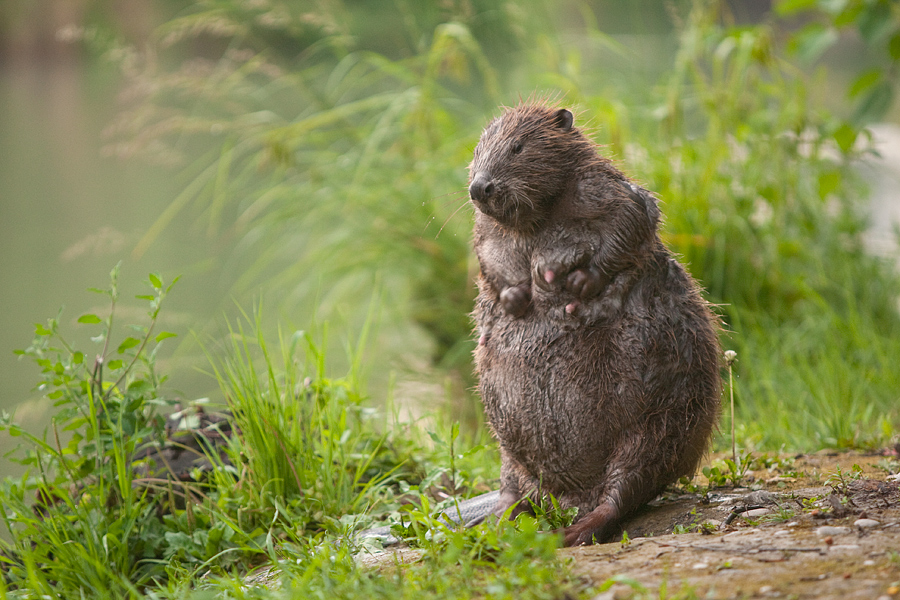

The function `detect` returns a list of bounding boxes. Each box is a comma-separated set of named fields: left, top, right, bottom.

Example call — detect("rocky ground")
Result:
left=355, top=450, right=900, bottom=599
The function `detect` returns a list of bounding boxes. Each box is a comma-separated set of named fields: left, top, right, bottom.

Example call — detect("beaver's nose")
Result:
left=469, top=172, right=495, bottom=202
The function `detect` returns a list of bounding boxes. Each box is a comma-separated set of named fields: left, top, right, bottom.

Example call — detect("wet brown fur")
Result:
left=469, top=102, right=721, bottom=546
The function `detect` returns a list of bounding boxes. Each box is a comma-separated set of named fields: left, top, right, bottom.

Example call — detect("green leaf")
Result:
left=166, top=275, right=182, bottom=292
left=791, top=24, right=838, bottom=62
left=818, top=170, right=842, bottom=199
left=821, top=0, right=849, bottom=14
left=135, top=295, right=154, bottom=301
left=117, top=337, right=141, bottom=353
left=155, top=331, right=178, bottom=342
left=127, top=379, right=151, bottom=393
left=107, top=359, right=124, bottom=370
left=889, top=32, right=900, bottom=61
left=77, top=314, right=102, bottom=324
left=833, top=122, right=858, bottom=153
left=774, top=0, right=817, bottom=16
left=853, top=80, right=894, bottom=124
left=73, top=351, right=84, bottom=365
left=857, top=2, right=893, bottom=44
left=832, top=3, right=863, bottom=27
left=148, top=273, right=162, bottom=288
left=848, top=69, right=881, bottom=98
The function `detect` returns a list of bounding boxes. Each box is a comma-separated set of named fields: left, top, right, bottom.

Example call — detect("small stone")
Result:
left=863, top=559, right=875, bottom=566
left=743, top=508, right=771, bottom=517
left=759, top=585, right=774, bottom=594
left=816, top=526, right=850, bottom=536
left=692, top=562, right=708, bottom=570
left=745, top=490, right=778, bottom=505
left=824, top=536, right=834, bottom=545
left=829, top=544, right=862, bottom=554
left=854, top=518, right=880, bottom=529
left=773, top=529, right=790, bottom=536
left=610, top=586, right=633, bottom=600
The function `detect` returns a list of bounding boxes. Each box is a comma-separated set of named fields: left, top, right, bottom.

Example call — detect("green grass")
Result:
left=2, top=271, right=589, bottom=598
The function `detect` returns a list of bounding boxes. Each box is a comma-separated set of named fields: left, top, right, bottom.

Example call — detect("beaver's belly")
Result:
left=475, top=313, right=641, bottom=492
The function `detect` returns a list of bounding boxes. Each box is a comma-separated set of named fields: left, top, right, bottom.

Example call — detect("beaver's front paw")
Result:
left=499, top=283, right=531, bottom=317
left=533, top=260, right=567, bottom=293
left=534, top=258, right=608, bottom=302
left=566, top=266, right=607, bottom=300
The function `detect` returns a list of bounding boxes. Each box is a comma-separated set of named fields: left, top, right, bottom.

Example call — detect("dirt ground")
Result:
left=566, top=450, right=900, bottom=600
left=350, top=450, right=900, bottom=599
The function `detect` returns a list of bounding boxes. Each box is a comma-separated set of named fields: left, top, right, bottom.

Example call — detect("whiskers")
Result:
left=425, top=188, right=472, bottom=239
left=509, top=184, right=539, bottom=230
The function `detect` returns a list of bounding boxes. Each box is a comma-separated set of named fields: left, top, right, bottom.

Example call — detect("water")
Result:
left=0, top=61, right=226, bottom=470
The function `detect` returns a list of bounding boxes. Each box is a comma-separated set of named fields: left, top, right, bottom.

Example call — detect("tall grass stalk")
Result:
left=205, top=307, right=394, bottom=527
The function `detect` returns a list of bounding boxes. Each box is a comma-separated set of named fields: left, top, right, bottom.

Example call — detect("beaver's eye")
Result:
left=511, top=141, right=524, bottom=154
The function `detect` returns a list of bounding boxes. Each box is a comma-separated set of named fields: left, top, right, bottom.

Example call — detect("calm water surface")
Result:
left=0, top=62, right=229, bottom=471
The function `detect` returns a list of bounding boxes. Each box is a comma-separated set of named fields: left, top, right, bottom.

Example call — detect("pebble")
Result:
left=759, top=585, right=774, bottom=594
left=743, top=508, right=771, bottom=517
left=773, top=529, right=790, bottom=537
left=692, top=562, right=708, bottom=570
left=854, top=518, right=880, bottom=529
left=815, top=526, right=850, bottom=536
left=829, top=544, right=862, bottom=554
left=863, top=559, right=875, bottom=566
left=744, top=490, right=778, bottom=505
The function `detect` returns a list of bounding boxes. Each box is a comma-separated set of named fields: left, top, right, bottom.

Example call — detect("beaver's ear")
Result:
left=553, top=108, right=574, bottom=131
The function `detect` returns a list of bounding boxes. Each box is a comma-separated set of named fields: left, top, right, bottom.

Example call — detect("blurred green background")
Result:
left=1, top=0, right=899, bottom=469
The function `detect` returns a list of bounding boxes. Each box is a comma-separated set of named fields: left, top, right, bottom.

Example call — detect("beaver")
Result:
left=469, top=102, right=721, bottom=546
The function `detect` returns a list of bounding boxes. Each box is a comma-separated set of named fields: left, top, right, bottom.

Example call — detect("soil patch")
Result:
left=567, top=451, right=900, bottom=599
